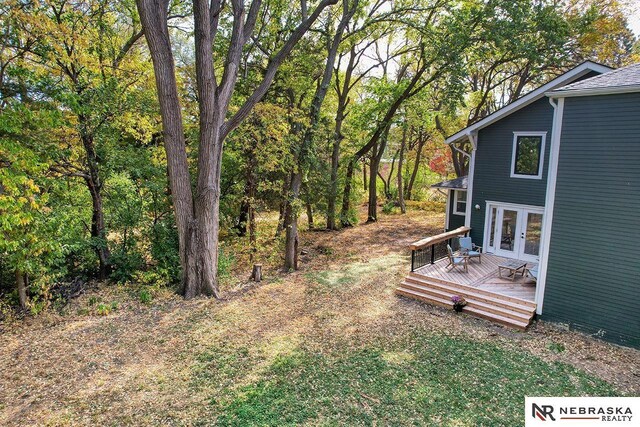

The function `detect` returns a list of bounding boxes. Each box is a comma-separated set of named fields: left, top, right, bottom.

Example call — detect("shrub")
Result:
left=138, top=288, right=153, bottom=304
left=150, top=219, right=181, bottom=285
left=109, top=246, right=144, bottom=284
left=218, top=247, right=234, bottom=280
left=382, top=200, right=396, bottom=214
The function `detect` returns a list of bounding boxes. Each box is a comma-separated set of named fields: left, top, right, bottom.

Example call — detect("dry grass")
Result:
left=0, top=207, right=638, bottom=426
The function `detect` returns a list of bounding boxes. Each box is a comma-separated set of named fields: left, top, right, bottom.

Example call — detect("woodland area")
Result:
left=1, top=0, right=639, bottom=313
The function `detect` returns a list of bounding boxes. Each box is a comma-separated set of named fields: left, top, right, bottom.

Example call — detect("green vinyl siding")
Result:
left=543, top=93, right=640, bottom=347
left=469, top=98, right=553, bottom=243
left=447, top=190, right=466, bottom=231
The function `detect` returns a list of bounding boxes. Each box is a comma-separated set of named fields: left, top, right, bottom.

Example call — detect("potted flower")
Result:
left=451, top=295, right=467, bottom=312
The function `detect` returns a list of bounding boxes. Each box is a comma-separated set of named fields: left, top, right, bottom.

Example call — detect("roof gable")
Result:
left=549, top=62, right=640, bottom=97
left=445, top=61, right=612, bottom=145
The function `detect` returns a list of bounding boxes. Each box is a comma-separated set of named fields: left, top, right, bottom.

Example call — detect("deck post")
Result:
left=411, top=250, right=415, bottom=272
left=430, top=245, right=435, bottom=264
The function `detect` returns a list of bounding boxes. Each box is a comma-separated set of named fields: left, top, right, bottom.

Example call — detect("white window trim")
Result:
left=510, top=131, right=547, bottom=180
left=452, top=190, right=467, bottom=216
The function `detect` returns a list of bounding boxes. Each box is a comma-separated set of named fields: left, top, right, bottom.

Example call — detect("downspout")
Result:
left=444, top=189, right=450, bottom=230
left=450, top=141, right=471, bottom=159
left=535, top=96, right=565, bottom=315
left=463, top=132, right=477, bottom=228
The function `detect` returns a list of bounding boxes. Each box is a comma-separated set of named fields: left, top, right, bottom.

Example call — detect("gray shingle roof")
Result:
left=553, top=62, right=640, bottom=93
left=431, top=176, right=467, bottom=190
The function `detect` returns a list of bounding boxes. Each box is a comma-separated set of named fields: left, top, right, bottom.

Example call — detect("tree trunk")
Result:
left=303, top=183, right=314, bottom=229
left=283, top=172, right=301, bottom=271
left=397, top=121, right=407, bottom=213
left=407, top=130, right=426, bottom=200
left=367, top=151, right=378, bottom=222
left=276, top=176, right=289, bottom=237
left=363, top=159, right=368, bottom=191
left=80, top=130, right=111, bottom=281
left=377, top=170, right=388, bottom=199
left=247, top=164, right=257, bottom=261
left=383, top=149, right=398, bottom=200
left=235, top=192, right=249, bottom=236
left=340, top=160, right=355, bottom=227
left=435, top=115, right=468, bottom=177
left=449, top=143, right=469, bottom=177
left=16, top=270, right=27, bottom=310
left=138, top=0, right=337, bottom=297
left=340, top=56, right=433, bottom=223
left=283, top=0, right=353, bottom=271
left=326, top=98, right=345, bottom=230
left=86, top=176, right=111, bottom=280
left=251, top=264, right=262, bottom=282
left=367, top=126, right=389, bottom=222
left=137, top=0, right=216, bottom=298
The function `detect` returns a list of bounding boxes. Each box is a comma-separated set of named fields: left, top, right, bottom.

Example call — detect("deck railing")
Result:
left=410, top=226, right=471, bottom=272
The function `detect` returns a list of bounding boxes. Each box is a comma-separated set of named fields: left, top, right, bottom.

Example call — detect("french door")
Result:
left=485, top=203, right=543, bottom=262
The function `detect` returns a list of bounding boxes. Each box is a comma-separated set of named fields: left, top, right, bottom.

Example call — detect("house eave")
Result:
left=547, top=84, right=640, bottom=98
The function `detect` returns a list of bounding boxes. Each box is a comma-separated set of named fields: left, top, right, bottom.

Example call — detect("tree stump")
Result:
left=251, top=264, right=262, bottom=282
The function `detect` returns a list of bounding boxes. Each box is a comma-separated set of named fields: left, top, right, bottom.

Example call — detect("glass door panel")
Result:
left=488, top=207, right=497, bottom=251
left=523, top=212, right=543, bottom=257
left=499, top=209, right=518, bottom=253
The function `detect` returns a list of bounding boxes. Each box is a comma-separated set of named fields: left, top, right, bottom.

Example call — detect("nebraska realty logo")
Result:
left=525, top=397, right=639, bottom=426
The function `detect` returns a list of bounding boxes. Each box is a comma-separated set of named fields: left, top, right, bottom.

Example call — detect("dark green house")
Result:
left=438, top=62, right=640, bottom=346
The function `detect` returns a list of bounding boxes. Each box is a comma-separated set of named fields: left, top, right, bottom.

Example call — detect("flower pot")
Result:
left=453, top=305, right=464, bottom=312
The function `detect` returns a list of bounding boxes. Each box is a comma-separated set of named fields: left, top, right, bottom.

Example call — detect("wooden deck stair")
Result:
left=396, top=272, right=537, bottom=330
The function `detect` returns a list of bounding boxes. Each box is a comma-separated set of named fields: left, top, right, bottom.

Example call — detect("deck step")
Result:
left=408, top=272, right=536, bottom=309
left=403, top=276, right=535, bottom=316
left=395, top=287, right=530, bottom=330
left=399, top=281, right=532, bottom=323
left=397, top=272, right=536, bottom=330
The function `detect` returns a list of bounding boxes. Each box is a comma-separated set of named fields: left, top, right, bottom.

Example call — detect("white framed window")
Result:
left=453, top=190, right=466, bottom=215
left=510, top=132, right=546, bottom=179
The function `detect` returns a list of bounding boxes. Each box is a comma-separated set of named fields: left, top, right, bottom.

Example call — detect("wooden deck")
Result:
left=398, top=228, right=537, bottom=329
left=413, top=253, right=537, bottom=302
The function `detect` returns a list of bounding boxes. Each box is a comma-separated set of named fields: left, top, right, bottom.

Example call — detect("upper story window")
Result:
left=453, top=190, right=466, bottom=215
left=511, top=132, right=546, bottom=179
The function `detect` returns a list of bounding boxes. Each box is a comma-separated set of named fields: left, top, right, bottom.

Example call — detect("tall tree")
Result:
left=3, top=0, right=150, bottom=280
left=137, top=0, right=337, bottom=295
left=283, top=0, right=357, bottom=271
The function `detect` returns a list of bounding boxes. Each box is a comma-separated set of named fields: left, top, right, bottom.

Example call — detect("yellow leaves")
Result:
left=119, top=111, right=155, bottom=144
left=25, top=178, right=40, bottom=193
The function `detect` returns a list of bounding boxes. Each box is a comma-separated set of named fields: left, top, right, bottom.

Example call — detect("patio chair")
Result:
left=446, top=244, right=469, bottom=272
left=458, top=237, right=482, bottom=263
left=526, top=265, right=539, bottom=282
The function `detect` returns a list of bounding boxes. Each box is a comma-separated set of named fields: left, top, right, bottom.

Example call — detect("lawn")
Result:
left=0, top=208, right=637, bottom=426
left=194, top=333, right=617, bottom=426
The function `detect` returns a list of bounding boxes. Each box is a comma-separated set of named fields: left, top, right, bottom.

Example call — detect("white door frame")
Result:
left=482, top=201, right=544, bottom=262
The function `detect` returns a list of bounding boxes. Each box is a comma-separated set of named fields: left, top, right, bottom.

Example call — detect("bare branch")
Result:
left=222, top=0, right=339, bottom=138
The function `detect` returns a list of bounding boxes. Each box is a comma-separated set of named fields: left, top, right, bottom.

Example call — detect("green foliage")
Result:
left=149, top=219, right=181, bottom=285
left=96, top=301, right=118, bottom=316
left=1, top=0, right=636, bottom=312
left=547, top=342, right=566, bottom=354
left=381, top=200, right=396, bottom=215
left=217, top=248, right=235, bottom=281
left=138, top=288, right=153, bottom=305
